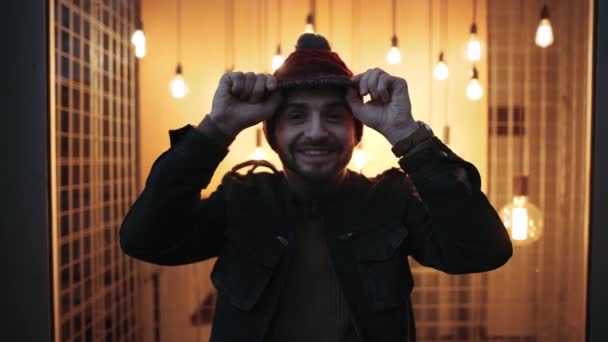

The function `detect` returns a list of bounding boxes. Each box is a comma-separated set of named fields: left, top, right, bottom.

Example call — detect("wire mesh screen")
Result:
left=53, top=0, right=140, bottom=340
left=485, top=0, right=590, bottom=341
left=412, top=0, right=591, bottom=341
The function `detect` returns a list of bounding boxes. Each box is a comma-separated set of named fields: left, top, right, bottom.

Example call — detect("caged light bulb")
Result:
left=535, top=5, right=554, bottom=48
left=499, top=177, right=544, bottom=246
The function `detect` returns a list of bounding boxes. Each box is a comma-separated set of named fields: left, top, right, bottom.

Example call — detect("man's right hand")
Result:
left=207, top=72, right=282, bottom=139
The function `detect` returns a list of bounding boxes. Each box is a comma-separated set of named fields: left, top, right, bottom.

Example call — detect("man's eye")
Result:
left=326, top=112, right=345, bottom=122
left=287, top=111, right=305, bottom=120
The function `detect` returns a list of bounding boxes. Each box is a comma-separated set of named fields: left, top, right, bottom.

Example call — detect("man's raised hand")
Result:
left=346, top=68, right=418, bottom=144
left=208, top=72, right=282, bottom=138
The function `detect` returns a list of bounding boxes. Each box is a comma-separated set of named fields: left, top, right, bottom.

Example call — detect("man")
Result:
left=120, top=34, right=512, bottom=342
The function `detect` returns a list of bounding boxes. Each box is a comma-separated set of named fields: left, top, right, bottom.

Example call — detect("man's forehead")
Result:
left=282, top=87, right=348, bottom=108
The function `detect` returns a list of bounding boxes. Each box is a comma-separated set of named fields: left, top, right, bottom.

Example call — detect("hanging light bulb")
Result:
left=433, top=51, right=449, bottom=80
left=250, top=128, right=266, bottom=161
left=387, top=35, right=401, bottom=65
left=500, top=176, right=544, bottom=245
left=131, top=21, right=146, bottom=58
left=304, top=13, right=315, bottom=33
left=351, top=145, right=367, bottom=171
left=535, top=4, right=554, bottom=48
left=467, top=23, right=481, bottom=62
left=271, top=44, right=285, bottom=72
left=169, top=64, right=188, bottom=99
left=466, top=66, right=483, bottom=101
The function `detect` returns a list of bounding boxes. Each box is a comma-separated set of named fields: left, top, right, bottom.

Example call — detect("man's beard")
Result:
left=278, top=139, right=353, bottom=183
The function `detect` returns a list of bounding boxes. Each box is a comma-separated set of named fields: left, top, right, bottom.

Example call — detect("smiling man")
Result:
left=120, top=34, right=512, bottom=342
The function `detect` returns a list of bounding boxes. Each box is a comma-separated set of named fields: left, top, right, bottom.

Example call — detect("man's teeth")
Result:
left=301, top=150, right=331, bottom=155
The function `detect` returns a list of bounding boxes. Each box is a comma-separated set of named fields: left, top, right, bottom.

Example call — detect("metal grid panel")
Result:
left=54, top=0, right=140, bottom=341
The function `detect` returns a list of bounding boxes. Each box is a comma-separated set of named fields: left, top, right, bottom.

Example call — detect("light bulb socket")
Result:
left=135, top=20, right=144, bottom=30
left=306, top=13, right=314, bottom=25
left=256, top=128, right=262, bottom=147
left=391, top=35, right=399, bottom=47
left=276, top=44, right=282, bottom=54
left=470, top=22, right=478, bottom=34
left=471, top=66, right=479, bottom=80
left=175, top=63, right=183, bottom=75
left=540, top=4, right=550, bottom=19
left=438, top=51, right=445, bottom=62
left=513, top=175, right=529, bottom=196
left=443, top=125, right=450, bottom=144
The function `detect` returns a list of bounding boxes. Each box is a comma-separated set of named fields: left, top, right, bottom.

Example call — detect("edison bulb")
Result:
left=535, top=18, right=554, bottom=48
left=304, top=23, right=314, bottom=34
left=467, top=35, right=481, bottom=62
left=466, top=78, right=483, bottom=100
left=434, top=60, right=449, bottom=80
left=131, top=29, right=145, bottom=46
left=250, top=147, right=266, bottom=161
left=134, top=44, right=146, bottom=58
left=500, top=196, right=544, bottom=246
left=352, top=148, right=367, bottom=171
left=387, top=46, right=401, bottom=65
left=131, top=29, right=146, bottom=58
left=272, top=54, right=285, bottom=72
left=170, top=74, right=188, bottom=99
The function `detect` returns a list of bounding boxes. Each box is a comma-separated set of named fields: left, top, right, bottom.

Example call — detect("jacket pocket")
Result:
left=211, top=227, right=286, bottom=311
left=356, top=222, right=413, bottom=310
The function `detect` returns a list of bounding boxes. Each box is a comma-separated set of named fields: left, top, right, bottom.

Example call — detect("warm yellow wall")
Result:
left=140, top=0, right=489, bottom=197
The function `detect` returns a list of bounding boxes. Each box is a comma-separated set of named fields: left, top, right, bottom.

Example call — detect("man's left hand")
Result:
left=346, top=68, right=419, bottom=144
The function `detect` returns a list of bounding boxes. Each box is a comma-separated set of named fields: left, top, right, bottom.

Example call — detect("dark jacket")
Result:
left=119, top=124, right=512, bottom=342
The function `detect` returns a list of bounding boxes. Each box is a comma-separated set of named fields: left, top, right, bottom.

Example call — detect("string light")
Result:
left=250, top=128, right=266, bottom=161
left=386, top=0, right=401, bottom=65
left=466, top=0, right=481, bottom=62
left=351, top=142, right=367, bottom=172
left=131, top=21, right=146, bottom=58
left=535, top=3, right=554, bottom=48
left=169, top=0, right=188, bottom=99
left=466, top=66, right=483, bottom=101
left=304, top=0, right=315, bottom=33
left=170, top=64, right=188, bottom=99
left=271, top=0, right=284, bottom=72
left=434, top=52, right=449, bottom=80
left=434, top=0, right=449, bottom=80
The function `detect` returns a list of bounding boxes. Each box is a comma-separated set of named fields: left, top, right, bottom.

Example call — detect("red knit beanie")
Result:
left=263, top=33, right=363, bottom=150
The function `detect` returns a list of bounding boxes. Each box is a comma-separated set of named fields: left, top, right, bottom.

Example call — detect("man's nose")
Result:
left=304, top=114, right=329, bottom=140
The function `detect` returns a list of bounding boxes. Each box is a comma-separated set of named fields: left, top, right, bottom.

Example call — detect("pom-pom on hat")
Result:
left=264, top=33, right=363, bottom=149
left=273, top=34, right=354, bottom=89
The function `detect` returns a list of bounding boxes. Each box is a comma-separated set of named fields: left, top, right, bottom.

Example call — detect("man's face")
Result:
left=274, top=87, right=357, bottom=182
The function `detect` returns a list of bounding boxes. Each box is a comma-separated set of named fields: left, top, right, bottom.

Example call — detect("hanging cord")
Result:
left=224, top=0, right=234, bottom=71
left=443, top=0, right=449, bottom=127
left=177, top=0, right=181, bottom=63
left=519, top=0, right=526, bottom=175
left=392, top=0, right=397, bottom=36
left=428, top=0, right=433, bottom=124
left=277, top=0, right=282, bottom=44
left=472, top=0, right=477, bottom=23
